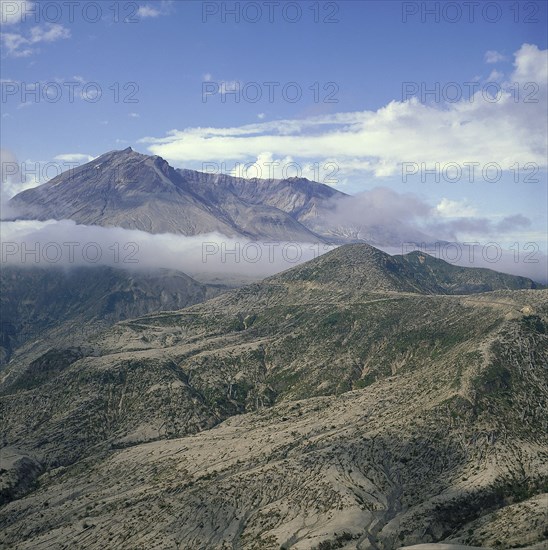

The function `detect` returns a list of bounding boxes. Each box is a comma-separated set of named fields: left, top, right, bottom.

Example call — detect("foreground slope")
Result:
left=0, top=245, right=546, bottom=549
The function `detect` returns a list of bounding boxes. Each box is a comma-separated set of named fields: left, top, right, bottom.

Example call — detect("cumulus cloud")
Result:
left=1, top=149, right=22, bottom=218
left=0, top=148, right=43, bottom=217
left=53, top=153, right=95, bottom=164
left=1, top=22, right=70, bottom=57
left=219, top=81, right=241, bottom=95
left=487, top=69, right=504, bottom=81
left=1, top=32, right=30, bottom=56
left=512, top=43, right=548, bottom=83
left=205, top=151, right=339, bottom=185
left=435, top=198, right=478, bottom=218
left=1, top=149, right=96, bottom=207
left=201, top=75, right=249, bottom=96
left=137, top=5, right=160, bottom=18
left=137, top=1, right=173, bottom=18
left=140, top=44, right=547, bottom=178
left=485, top=50, right=506, bottom=64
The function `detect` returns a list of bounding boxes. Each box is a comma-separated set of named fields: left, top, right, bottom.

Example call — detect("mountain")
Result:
left=0, top=265, right=227, bottom=372
left=8, top=148, right=346, bottom=242
left=271, top=244, right=540, bottom=295
left=0, top=244, right=546, bottom=549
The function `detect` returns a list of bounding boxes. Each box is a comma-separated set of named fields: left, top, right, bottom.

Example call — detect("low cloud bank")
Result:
left=0, top=220, right=331, bottom=277
left=1, top=220, right=546, bottom=283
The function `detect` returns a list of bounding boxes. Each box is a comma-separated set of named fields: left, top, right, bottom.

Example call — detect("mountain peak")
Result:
left=8, top=148, right=331, bottom=240
left=99, top=147, right=140, bottom=159
left=270, top=243, right=406, bottom=292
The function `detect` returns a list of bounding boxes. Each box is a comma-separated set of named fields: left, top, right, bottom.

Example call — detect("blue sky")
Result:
left=1, top=0, right=547, bottom=254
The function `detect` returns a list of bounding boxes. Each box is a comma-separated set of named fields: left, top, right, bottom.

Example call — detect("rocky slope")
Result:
left=0, top=245, right=546, bottom=549
left=0, top=265, right=226, bottom=372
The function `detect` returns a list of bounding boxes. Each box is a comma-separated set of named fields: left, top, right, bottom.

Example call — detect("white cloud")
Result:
left=1, top=22, right=70, bottom=57
left=435, top=198, right=478, bottom=218
left=137, top=5, right=161, bottom=18
left=487, top=69, right=504, bottom=81
left=212, top=152, right=340, bottom=185
left=140, top=44, right=548, bottom=180
left=1, top=150, right=97, bottom=209
left=485, top=50, right=506, bottom=64
left=53, top=153, right=95, bottom=163
left=202, top=76, right=242, bottom=95
left=512, top=43, right=548, bottom=83
left=28, top=23, right=68, bottom=42
left=219, top=80, right=240, bottom=95
left=137, top=1, right=172, bottom=18
left=1, top=219, right=545, bottom=283
left=1, top=32, right=33, bottom=57
left=257, top=113, right=266, bottom=120
left=0, top=220, right=327, bottom=277
left=0, top=149, right=43, bottom=216
left=128, top=112, right=140, bottom=118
